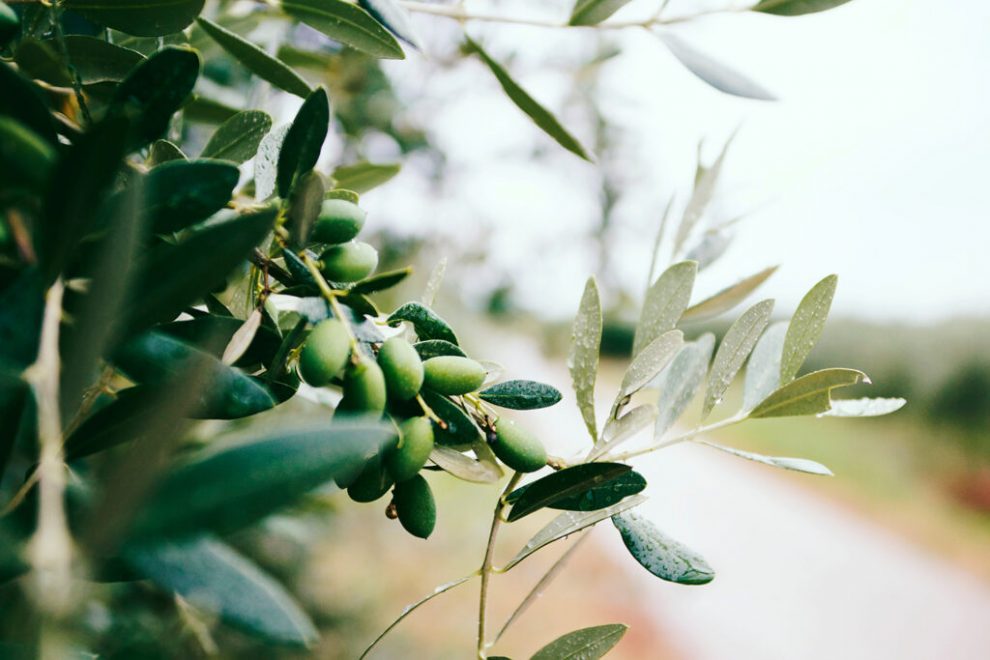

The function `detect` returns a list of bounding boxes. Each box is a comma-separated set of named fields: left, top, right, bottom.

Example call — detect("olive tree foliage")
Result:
left=0, top=0, right=903, bottom=658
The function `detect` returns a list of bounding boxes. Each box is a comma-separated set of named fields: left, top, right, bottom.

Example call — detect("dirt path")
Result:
left=485, top=329, right=990, bottom=660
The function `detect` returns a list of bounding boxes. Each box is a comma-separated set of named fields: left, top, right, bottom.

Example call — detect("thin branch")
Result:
left=477, top=471, right=523, bottom=658
left=603, top=413, right=746, bottom=463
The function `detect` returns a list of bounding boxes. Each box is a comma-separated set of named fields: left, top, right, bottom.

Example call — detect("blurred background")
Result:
left=183, top=0, right=990, bottom=657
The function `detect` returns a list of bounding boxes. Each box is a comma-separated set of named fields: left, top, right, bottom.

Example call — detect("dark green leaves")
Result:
left=753, top=0, right=855, bottom=16
left=196, top=18, right=312, bottom=99
left=507, top=466, right=645, bottom=521
left=110, top=46, right=200, bottom=147
left=569, top=0, right=634, bottom=26
left=414, top=339, right=466, bottom=360
left=64, top=0, right=205, bottom=36
left=531, top=624, right=628, bottom=660
left=0, top=61, right=57, bottom=145
left=387, top=302, right=458, bottom=344
left=506, top=463, right=634, bottom=522
left=277, top=87, right=329, bottom=197
left=748, top=368, right=868, bottom=418
left=419, top=390, right=481, bottom=447
left=202, top=111, right=272, bottom=163
left=62, top=36, right=145, bottom=84
left=479, top=380, right=562, bottom=410
left=282, top=0, right=404, bottom=59
left=357, top=0, right=421, bottom=50
left=657, top=33, right=776, bottom=101
left=128, top=421, right=393, bottom=540
left=331, top=161, right=401, bottom=193
left=113, top=332, right=277, bottom=419
left=144, top=159, right=240, bottom=233
left=125, top=537, right=317, bottom=646
left=351, top=267, right=411, bottom=295
left=612, top=512, right=714, bottom=585
left=465, top=37, right=591, bottom=161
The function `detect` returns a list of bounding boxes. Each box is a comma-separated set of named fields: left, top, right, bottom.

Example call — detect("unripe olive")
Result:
left=298, top=319, right=350, bottom=387
left=491, top=418, right=547, bottom=473
left=387, top=416, right=435, bottom=482
left=0, top=3, right=20, bottom=47
left=337, top=356, right=387, bottom=416
left=422, top=356, right=486, bottom=395
left=377, top=337, right=424, bottom=401
left=312, top=198, right=366, bottom=244
left=347, top=461, right=393, bottom=503
left=320, top=241, right=378, bottom=282
left=393, top=474, right=436, bottom=539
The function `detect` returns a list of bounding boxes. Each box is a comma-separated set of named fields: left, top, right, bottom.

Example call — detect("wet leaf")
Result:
left=254, top=123, right=290, bottom=200
left=144, top=159, right=240, bottom=233
left=612, top=512, right=714, bottom=585
left=413, top=339, right=466, bottom=360
left=568, top=0, right=634, bottom=26
left=420, top=390, right=481, bottom=447
left=568, top=277, right=602, bottom=442
left=702, top=299, right=774, bottom=417
left=351, top=267, right=412, bottom=295
left=277, top=87, right=329, bottom=197
left=531, top=624, right=628, bottom=660
left=654, top=334, right=715, bottom=439
left=672, top=137, right=735, bottom=257
left=634, top=261, right=696, bottom=356
left=749, top=368, right=868, bottom=418
left=682, top=265, right=778, bottom=322
left=387, top=302, right=458, bottom=344
left=429, top=445, right=502, bottom=483
left=619, top=329, right=683, bottom=400
left=506, top=463, right=632, bottom=522
left=357, top=0, right=422, bottom=49
left=699, top=441, right=832, bottom=476
left=286, top=170, right=325, bottom=248
left=780, top=274, right=837, bottom=384
left=657, top=32, right=776, bottom=101
left=64, top=0, right=205, bottom=37
left=201, top=110, right=273, bottom=163
left=742, top=321, right=787, bottom=412
left=822, top=397, right=906, bottom=417
left=753, top=0, right=855, bottom=16
left=282, top=0, right=404, bottom=59
left=507, top=467, right=645, bottom=518
left=479, top=380, right=562, bottom=410
left=592, top=404, right=657, bottom=461
left=331, top=161, right=401, bottom=193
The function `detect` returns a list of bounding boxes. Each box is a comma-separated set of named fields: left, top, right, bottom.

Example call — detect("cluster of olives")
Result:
left=294, top=200, right=549, bottom=540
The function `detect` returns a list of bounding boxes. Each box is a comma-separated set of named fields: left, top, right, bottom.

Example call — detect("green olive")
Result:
left=346, top=461, right=393, bottom=503
left=312, top=198, right=366, bottom=244
left=377, top=337, right=424, bottom=401
left=0, top=117, right=54, bottom=191
left=393, top=474, right=436, bottom=539
left=298, top=319, right=350, bottom=387
left=337, top=355, right=387, bottom=416
left=386, top=416, right=434, bottom=482
left=491, top=418, right=547, bottom=473
left=0, top=3, right=19, bottom=47
left=320, top=241, right=378, bottom=283
left=422, top=356, right=486, bottom=395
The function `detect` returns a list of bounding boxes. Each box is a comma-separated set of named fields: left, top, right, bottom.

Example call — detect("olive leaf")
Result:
left=148, top=140, right=187, bottom=165
left=465, top=36, right=591, bottom=161
left=254, top=123, right=290, bottom=200
left=682, top=265, right=778, bottom=322
left=672, top=136, right=736, bottom=258
left=144, top=159, right=240, bottom=233
left=64, top=0, right=205, bottom=37
left=0, top=61, right=58, bottom=145
left=592, top=404, right=657, bottom=461
left=507, top=467, right=645, bottom=518
left=569, top=277, right=602, bottom=442
left=429, top=445, right=502, bottom=483
left=753, top=0, right=855, bottom=16
left=197, top=18, right=312, bottom=99
left=413, top=339, right=466, bottom=360
left=419, top=390, right=481, bottom=447
left=749, top=368, right=868, bottom=418
left=387, top=302, right=458, bottom=344
left=742, top=321, right=788, bottom=412
left=780, top=274, right=837, bottom=384
left=699, top=440, right=833, bottom=476
left=62, top=36, right=145, bottom=83
left=822, top=397, right=906, bottom=417
left=277, top=87, right=330, bottom=197
left=703, top=299, right=774, bottom=418
left=657, top=32, right=776, bottom=101
left=634, top=261, right=696, bottom=356
left=568, top=0, right=635, bottom=26
left=331, top=161, right=401, bottom=193
left=357, top=0, right=422, bottom=50
left=479, top=380, right=562, bottom=410
left=202, top=110, right=273, bottom=163
left=612, top=512, right=715, bottom=585
left=619, top=329, right=683, bottom=401
left=654, top=333, right=715, bottom=439
left=282, top=0, right=404, bottom=60
left=351, top=267, right=412, bottom=295
left=531, top=624, right=628, bottom=660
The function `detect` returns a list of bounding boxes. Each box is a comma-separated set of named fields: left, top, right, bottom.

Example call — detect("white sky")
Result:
left=359, top=0, right=990, bottom=323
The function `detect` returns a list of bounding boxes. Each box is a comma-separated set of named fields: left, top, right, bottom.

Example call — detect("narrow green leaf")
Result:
left=254, top=123, right=290, bottom=200
left=351, top=267, right=412, bottom=295
left=202, top=110, right=273, bottom=163
left=286, top=170, right=325, bottom=248
left=749, top=368, right=868, bottom=418
left=183, top=94, right=239, bottom=124
left=634, top=261, right=696, bottom=356
left=619, top=329, right=683, bottom=400
left=387, top=302, right=458, bottom=344
left=700, top=441, right=833, bottom=475
left=742, top=321, right=787, bottom=411
left=479, top=380, right=562, bottom=410
left=112, top=332, right=277, bottom=420
left=357, top=0, right=422, bottom=49
left=159, top=315, right=281, bottom=367
left=657, top=32, right=776, bottom=101
left=197, top=17, right=312, bottom=98
left=282, top=0, right=404, bottom=59
left=331, top=161, right=401, bottom=193
left=148, top=140, right=187, bottom=165
left=822, top=397, right=906, bottom=418
left=507, top=463, right=631, bottom=522
left=64, top=0, right=205, bottom=37
left=144, top=159, right=240, bottom=233
left=654, top=334, right=715, bottom=439
left=125, top=536, right=316, bottom=646
left=507, top=468, right=645, bottom=517
left=612, top=512, right=714, bottom=585
left=465, top=36, right=591, bottom=161
left=64, top=386, right=163, bottom=459
left=682, top=265, right=778, bottom=322
left=129, top=420, right=393, bottom=540
left=592, top=404, right=656, bottom=461
left=419, top=390, right=482, bottom=447
left=109, top=46, right=200, bottom=148
left=14, top=38, right=73, bottom=87
left=277, top=87, right=330, bottom=197
left=568, top=0, right=635, bottom=26
left=503, top=495, right=646, bottom=571
left=0, top=61, right=58, bottom=145
left=429, top=445, right=502, bottom=483
left=413, top=339, right=466, bottom=360
left=569, top=277, right=602, bottom=442
left=673, top=138, right=735, bottom=258
left=703, top=299, right=774, bottom=417
left=780, top=274, right=837, bottom=384
left=62, top=35, right=145, bottom=83
left=753, top=0, right=855, bottom=16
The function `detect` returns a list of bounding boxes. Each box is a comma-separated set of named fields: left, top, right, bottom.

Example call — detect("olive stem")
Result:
left=477, top=471, right=523, bottom=659
left=415, top=393, right=446, bottom=429
left=301, top=252, right=362, bottom=355
left=602, top=413, right=746, bottom=463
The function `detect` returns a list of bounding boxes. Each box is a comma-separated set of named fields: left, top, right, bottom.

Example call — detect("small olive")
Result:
left=491, top=418, right=547, bottom=473
left=320, top=241, right=378, bottom=283
left=298, top=319, right=350, bottom=387
left=393, top=474, right=436, bottom=539
left=422, top=356, right=486, bottom=396
left=387, top=416, right=435, bottom=482
left=347, top=461, right=393, bottom=503
left=312, top=198, right=366, bottom=244
left=378, top=337, right=424, bottom=401
left=337, top=355, right=387, bottom=416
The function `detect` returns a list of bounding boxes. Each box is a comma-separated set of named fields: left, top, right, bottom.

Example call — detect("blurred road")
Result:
left=487, top=331, right=990, bottom=660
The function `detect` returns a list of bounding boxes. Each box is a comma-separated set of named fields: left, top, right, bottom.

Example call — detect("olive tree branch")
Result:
left=477, top=470, right=523, bottom=658
left=603, top=413, right=747, bottom=463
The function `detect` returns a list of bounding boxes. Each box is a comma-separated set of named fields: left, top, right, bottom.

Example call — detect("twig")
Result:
left=477, top=471, right=523, bottom=658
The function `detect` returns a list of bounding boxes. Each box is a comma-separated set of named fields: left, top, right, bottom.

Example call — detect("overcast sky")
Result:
left=357, top=0, right=989, bottom=324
